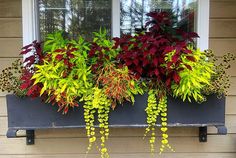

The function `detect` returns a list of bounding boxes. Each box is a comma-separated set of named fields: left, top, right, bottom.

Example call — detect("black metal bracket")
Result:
left=26, top=130, right=35, bottom=145
left=199, top=127, right=207, bottom=142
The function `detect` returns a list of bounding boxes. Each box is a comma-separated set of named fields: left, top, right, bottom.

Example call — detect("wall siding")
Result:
left=0, top=0, right=236, bottom=158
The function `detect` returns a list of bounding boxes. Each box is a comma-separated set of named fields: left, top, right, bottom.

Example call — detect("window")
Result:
left=22, top=0, right=209, bottom=50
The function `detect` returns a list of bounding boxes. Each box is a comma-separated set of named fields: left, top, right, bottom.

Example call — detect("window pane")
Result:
left=120, top=0, right=198, bottom=35
left=38, top=0, right=112, bottom=41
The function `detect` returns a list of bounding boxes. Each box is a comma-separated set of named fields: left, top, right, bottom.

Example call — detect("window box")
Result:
left=6, top=94, right=227, bottom=144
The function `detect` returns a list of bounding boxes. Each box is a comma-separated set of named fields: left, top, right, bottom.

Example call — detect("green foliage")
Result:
left=168, top=47, right=215, bottom=102
left=145, top=90, right=173, bottom=154
left=0, top=59, right=26, bottom=97
left=32, top=34, right=92, bottom=113
left=81, top=87, right=111, bottom=158
left=88, top=28, right=119, bottom=72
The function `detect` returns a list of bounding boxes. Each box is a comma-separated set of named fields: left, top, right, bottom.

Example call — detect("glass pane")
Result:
left=38, top=0, right=112, bottom=41
left=120, top=0, right=198, bottom=36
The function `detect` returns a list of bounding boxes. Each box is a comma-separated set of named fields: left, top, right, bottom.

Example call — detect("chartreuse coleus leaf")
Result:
left=165, top=46, right=215, bottom=102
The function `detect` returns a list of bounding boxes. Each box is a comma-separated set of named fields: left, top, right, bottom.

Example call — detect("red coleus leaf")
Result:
left=55, top=54, right=63, bottom=61
left=142, top=58, right=149, bottom=67
left=22, top=44, right=33, bottom=50
left=54, top=49, right=64, bottom=52
left=173, top=72, right=181, bottom=84
left=183, top=49, right=192, bottom=54
left=171, top=54, right=179, bottom=63
left=186, top=56, right=196, bottom=62
left=133, top=59, right=139, bottom=66
left=23, top=56, right=35, bottom=63
left=20, top=82, right=31, bottom=90
left=64, top=59, right=69, bottom=66
left=154, top=68, right=159, bottom=76
left=184, top=64, right=192, bottom=70
left=149, top=47, right=156, bottom=55
left=153, top=58, right=158, bottom=66
left=165, top=78, right=171, bottom=87
left=136, top=67, right=143, bottom=74
left=20, top=48, right=32, bottom=55
left=167, top=62, right=173, bottom=69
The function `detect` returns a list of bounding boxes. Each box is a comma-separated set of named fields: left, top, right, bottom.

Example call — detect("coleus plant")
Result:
left=2, top=10, right=234, bottom=158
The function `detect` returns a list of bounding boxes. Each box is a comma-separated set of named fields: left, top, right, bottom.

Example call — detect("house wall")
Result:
left=0, top=0, right=235, bottom=157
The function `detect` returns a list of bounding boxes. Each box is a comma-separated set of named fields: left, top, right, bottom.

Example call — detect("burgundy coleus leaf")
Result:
left=125, top=59, right=133, bottom=66
left=184, top=64, right=192, bottom=70
left=133, top=59, right=139, bottom=66
left=165, top=77, right=171, bottom=87
left=142, top=58, right=149, bottom=67
left=20, top=48, right=32, bottom=55
left=164, top=46, right=174, bottom=54
left=183, top=49, right=192, bottom=54
left=123, top=45, right=129, bottom=51
left=188, top=32, right=199, bottom=38
left=54, top=49, right=64, bottom=53
left=20, top=82, right=31, bottom=90
left=173, top=72, right=181, bottom=84
left=55, top=54, right=63, bottom=61
left=167, top=62, right=173, bottom=69
left=171, top=54, right=179, bottom=63
left=70, top=48, right=78, bottom=52
left=186, top=56, right=196, bottom=62
left=154, top=68, right=159, bottom=76
left=136, top=67, right=143, bottom=74
left=23, top=56, right=35, bottom=63
left=143, top=51, right=149, bottom=57
left=64, top=59, right=69, bottom=66
left=22, top=44, right=33, bottom=50
left=149, top=47, right=156, bottom=55
left=153, top=58, right=158, bottom=66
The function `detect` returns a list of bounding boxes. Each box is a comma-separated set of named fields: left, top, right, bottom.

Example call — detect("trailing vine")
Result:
left=82, top=87, right=111, bottom=158
left=145, top=89, right=174, bottom=154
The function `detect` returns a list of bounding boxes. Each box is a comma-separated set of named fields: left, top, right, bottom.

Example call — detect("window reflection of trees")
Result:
left=38, top=0, right=197, bottom=40
left=120, top=0, right=197, bottom=36
left=39, top=0, right=111, bottom=41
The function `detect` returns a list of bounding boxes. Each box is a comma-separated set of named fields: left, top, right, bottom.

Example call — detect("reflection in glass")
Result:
left=38, top=0, right=111, bottom=41
left=120, top=0, right=197, bottom=36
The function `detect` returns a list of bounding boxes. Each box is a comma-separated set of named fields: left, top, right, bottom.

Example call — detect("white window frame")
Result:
left=22, top=0, right=209, bottom=50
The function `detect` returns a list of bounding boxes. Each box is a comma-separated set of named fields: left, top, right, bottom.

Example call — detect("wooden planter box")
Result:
left=6, top=94, right=227, bottom=144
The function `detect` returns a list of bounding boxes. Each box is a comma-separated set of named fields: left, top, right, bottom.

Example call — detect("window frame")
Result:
left=22, top=0, right=209, bottom=50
